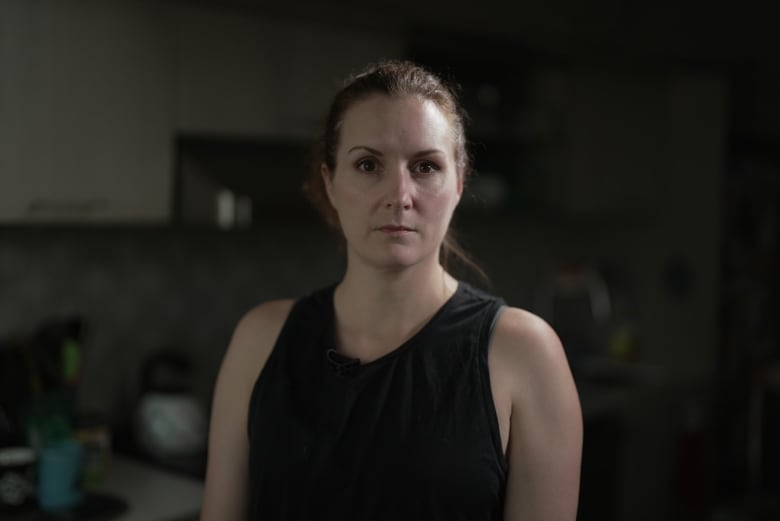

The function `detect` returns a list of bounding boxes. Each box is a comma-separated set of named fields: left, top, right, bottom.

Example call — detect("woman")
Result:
left=201, top=60, right=582, bottom=521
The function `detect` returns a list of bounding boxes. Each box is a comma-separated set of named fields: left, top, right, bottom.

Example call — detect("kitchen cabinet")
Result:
left=540, top=69, right=663, bottom=217
left=174, top=5, right=404, bottom=139
left=540, top=68, right=727, bottom=219
left=0, top=0, right=173, bottom=223
left=0, top=0, right=403, bottom=225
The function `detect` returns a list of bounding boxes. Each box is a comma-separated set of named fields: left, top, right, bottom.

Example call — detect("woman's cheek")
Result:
left=430, top=187, right=458, bottom=215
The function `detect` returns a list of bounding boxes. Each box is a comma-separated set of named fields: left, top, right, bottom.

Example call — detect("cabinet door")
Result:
left=174, top=4, right=403, bottom=139
left=0, top=0, right=173, bottom=223
left=543, top=70, right=666, bottom=218
left=541, top=69, right=726, bottom=220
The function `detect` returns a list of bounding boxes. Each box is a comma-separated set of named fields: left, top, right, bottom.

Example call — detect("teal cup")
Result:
left=37, top=439, right=85, bottom=511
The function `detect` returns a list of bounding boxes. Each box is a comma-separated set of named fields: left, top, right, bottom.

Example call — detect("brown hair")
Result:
left=303, top=59, right=486, bottom=281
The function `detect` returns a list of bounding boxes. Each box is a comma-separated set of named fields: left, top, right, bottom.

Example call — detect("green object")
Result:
left=62, top=338, right=81, bottom=386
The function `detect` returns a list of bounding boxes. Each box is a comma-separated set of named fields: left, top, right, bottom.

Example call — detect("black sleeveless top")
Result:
left=247, top=281, right=508, bottom=520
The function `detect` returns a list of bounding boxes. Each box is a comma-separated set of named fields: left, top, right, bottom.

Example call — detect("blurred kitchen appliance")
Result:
left=134, top=351, right=206, bottom=463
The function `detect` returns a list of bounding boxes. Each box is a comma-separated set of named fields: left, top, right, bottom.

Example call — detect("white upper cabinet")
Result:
left=174, top=5, right=404, bottom=139
left=0, top=0, right=173, bottom=223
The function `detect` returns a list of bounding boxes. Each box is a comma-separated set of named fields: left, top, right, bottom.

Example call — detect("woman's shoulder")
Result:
left=230, top=299, right=297, bottom=356
left=491, top=307, right=560, bottom=356
left=236, top=299, right=298, bottom=336
left=228, top=284, right=335, bottom=362
left=489, top=306, right=578, bottom=403
left=219, top=299, right=297, bottom=381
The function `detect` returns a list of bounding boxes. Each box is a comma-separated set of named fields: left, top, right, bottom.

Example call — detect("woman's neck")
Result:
left=332, top=263, right=459, bottom=362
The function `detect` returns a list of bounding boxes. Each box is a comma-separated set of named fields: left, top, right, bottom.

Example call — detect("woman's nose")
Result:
left=384, top=169, right=413, bottom=210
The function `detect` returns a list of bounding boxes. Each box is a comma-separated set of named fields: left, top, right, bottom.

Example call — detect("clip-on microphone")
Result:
left=326, top=348, right=361, bottom=377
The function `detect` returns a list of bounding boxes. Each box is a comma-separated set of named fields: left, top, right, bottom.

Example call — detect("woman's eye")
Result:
left=356, top=159, right=378, bottom=173
left=413, top=161, right=440, bottom=175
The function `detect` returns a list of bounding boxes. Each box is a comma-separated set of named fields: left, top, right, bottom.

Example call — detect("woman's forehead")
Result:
left=338, top=94, right=456, bottom=154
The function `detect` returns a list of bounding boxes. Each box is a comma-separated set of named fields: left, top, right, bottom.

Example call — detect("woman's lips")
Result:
left=379, top=225, right=412, bottom=232
left=378, top=225, right=414, bottom=236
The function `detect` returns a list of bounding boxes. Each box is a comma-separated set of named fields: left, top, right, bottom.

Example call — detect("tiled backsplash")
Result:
left=0, top=223, right=344, bottom=426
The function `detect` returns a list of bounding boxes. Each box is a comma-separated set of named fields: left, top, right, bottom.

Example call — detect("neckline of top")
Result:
left=324, top=280, right=466, bottom=372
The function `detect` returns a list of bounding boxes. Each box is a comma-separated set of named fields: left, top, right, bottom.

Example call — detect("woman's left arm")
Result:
left=492, top=308, right=583, bottom=521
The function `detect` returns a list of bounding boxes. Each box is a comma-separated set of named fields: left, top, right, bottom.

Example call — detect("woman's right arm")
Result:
left=200, top=299, right=295, bottom=521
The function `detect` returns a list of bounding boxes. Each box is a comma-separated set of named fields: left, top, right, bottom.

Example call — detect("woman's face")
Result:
left=322, top=94, right=463, bottom=272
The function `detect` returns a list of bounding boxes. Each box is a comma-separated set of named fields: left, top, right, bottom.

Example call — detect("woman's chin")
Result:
left=352, top=247, right=435, bottom=273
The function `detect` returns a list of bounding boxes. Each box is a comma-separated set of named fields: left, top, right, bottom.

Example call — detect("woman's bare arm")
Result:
left=200, top=299, right=295, bottom=521
left=492, top=308, right=583, bottom=521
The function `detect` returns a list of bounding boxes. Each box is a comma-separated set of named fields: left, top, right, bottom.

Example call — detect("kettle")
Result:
left=134, top=351, right=207, bottom=460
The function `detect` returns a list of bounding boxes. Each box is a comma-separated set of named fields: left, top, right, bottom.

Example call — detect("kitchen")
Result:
left=1, top=0, right=778, bottom=520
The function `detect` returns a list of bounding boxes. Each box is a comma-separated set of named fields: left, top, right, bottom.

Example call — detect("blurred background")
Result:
left=0, top=0, right=778, bottom=520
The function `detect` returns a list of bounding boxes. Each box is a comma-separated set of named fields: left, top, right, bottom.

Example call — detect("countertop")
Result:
left=6, top=455, right=203, bottom=521
left=93, top=456, right=203, bottom=521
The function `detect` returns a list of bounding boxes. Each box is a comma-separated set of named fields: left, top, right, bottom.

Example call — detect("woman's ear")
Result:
left=321, top=163, right=336, bottom=208
left=456, top=169, right=465, bottom=200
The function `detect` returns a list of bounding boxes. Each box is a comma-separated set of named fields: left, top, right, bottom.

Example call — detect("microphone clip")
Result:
left=326, top=348, right=361, bottom=377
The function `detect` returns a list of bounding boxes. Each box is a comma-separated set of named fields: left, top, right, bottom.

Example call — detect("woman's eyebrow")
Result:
left=410, top=149, right=445, bottom=159
left=347, top=145, right=383, bottom=156
left=345, top=146, right=445, bottom=158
